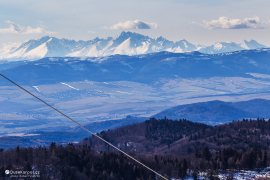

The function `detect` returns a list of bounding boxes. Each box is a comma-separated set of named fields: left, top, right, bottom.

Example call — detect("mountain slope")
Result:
left=89, top=119, right=270, bottom=164
left=199, top=42, right=244, bottom=54
left=1, top=99, right=270, bottom=148
left=243, top=40, right=267, bottom=49
left=0, top=32, right=268, bottom=60
left=1, top=49, right=270, bottom=85
left=154, top=99, right=270, bottom=123
left=0, top=116, right=147, bottom=149
left=89, top=119, right=211, bottom=153
left=1, top=119, right=270, bottom=179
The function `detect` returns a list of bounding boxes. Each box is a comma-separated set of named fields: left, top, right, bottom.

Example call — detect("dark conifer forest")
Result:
left=0, top=119, right=269, bottom=179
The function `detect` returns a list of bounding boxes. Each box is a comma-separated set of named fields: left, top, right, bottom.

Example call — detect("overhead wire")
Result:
left=0, top=73, right=168, bottom=180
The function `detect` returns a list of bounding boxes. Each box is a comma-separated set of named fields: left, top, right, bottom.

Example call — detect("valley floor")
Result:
left=1, top=75, right=270, bottom=138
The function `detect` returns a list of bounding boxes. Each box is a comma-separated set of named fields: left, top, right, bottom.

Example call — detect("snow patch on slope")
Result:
left=24, top=41, right=49, bottom=59
left=60, top=82, right=79, bottom=90
left=33, top=86, right=41, bottom=92
left=247, top=73, right=270, bottom=79
left=214, top=43, right=223, bottom=50
left=113, top=38, right=132, bottom=55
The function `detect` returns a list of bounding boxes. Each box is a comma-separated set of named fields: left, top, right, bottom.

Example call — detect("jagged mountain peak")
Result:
left=156, top=36, right=170, bottom=41
left=199, top=41, right=245, bottom=54
left=243, top=40, right=266, bottom=49
left=117, top=31, right=150, bottom=40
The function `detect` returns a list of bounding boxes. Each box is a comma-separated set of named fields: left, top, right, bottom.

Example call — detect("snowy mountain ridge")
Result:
left=0, top=31, right=268, bottom=61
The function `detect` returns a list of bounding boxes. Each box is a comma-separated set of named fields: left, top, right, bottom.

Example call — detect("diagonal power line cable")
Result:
left=0, top=73, right=168, bottom=180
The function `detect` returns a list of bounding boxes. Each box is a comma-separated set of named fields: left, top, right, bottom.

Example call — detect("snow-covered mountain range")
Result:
left=0, top=31, right=268, bottom=60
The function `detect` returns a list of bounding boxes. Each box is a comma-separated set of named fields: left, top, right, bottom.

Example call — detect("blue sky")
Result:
left=0, top=0, right=270, bottom=45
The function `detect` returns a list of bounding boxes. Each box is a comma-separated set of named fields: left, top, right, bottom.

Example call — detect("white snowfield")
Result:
left=1, top=74, right=270, bottom=136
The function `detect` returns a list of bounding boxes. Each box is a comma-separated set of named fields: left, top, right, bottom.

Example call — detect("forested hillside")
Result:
left=1, top=119, right=270, bottom=179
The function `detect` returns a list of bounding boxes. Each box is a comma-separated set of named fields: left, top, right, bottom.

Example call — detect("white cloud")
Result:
left=110, top=20, right=157, bottom=30
left=0, top=20, right=54, bottom=34
left=204, top=16, right=266, bottom=29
